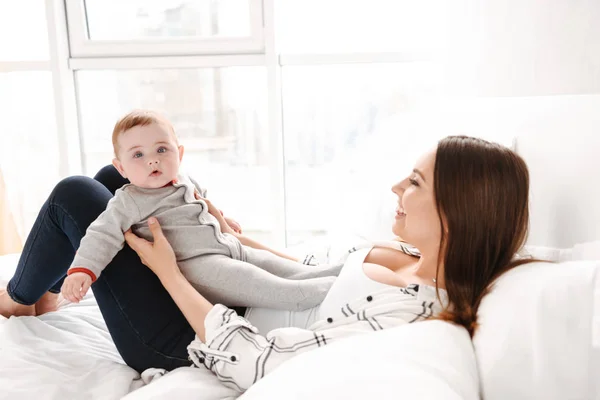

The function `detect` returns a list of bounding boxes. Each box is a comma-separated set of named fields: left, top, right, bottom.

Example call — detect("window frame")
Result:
left=65, top=0, right=265, bottom=58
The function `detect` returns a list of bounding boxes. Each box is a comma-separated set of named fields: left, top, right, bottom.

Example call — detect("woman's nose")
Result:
left=391, top=180, right=406, bottom=195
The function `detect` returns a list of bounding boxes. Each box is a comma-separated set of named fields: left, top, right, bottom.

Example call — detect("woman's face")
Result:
left=391, top=148, right=442, bottom=251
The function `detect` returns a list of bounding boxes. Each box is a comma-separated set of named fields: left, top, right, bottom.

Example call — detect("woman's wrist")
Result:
left=157, top=263, right=184, bottom=286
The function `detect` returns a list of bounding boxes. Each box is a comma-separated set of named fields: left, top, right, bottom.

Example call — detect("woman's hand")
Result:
left=126, top=217, right=214, bottom=342
left=124, top=218, right=180, bottom=281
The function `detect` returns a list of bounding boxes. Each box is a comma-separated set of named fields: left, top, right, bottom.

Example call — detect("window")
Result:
left=0, top=72, right=59, bottom=238
left=85, top=0, right=251, bottom=40
left=76, top=67, right=274, bottom=241
left=0, top=0, right=60, bottom=244
left=65, top=0, right=264, bottom=57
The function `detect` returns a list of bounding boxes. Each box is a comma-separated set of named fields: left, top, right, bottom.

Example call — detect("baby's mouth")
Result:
left=149, top=170, right=162, bottom=177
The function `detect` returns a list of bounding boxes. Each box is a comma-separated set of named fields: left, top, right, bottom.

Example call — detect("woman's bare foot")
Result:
left=35, top=291, right=59, bottom=316
left=0, top=287, right=35, bottom=318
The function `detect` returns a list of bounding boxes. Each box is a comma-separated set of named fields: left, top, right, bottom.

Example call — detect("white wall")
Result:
left=441, top=0, right=600, bottom=247
left=444, top=0, right=600, bottom=96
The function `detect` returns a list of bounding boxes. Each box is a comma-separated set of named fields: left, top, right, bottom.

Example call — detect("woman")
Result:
left=0, top=135, right=534, bottom=385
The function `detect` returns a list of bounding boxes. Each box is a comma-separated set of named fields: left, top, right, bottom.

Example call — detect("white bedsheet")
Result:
left=0, top=253, right=246, bottom=400
left=0, top=254, right=140, bottom=400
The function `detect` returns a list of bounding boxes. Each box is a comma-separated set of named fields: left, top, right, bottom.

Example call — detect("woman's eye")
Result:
left=409, top=178, right=419, bottom=186
left=157, top=147, right=167, bottom=154
left=133, top=152, right=143, bottom=159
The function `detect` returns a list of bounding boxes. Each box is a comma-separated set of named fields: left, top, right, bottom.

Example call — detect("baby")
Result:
left=61, top=110, right=341, bottom=310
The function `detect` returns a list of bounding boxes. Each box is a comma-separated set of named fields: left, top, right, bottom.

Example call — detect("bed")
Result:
left=1, top=130, right=600, bottom=399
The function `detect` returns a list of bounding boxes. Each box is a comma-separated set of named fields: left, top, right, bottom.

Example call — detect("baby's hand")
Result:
left=224, top=216, right=242, bottom=234
left=61, top=272, right=93, bottom=303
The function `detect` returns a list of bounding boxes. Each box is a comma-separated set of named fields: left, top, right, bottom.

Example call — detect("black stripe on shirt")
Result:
left=409, top=301, right=429, bottom=323
left=270, top=338, right=325, bottom=353
left=237, top=329, right=326, bottom=354
left=346, top=304, right=355, bottom=315
left=314, top=332, right=322, bottom=346
left=371, top=316, right=383, bottom=330
left=215, top=325, right=247, bottom=354
left=357, top=310, right=377, bottom=331
left=237, top=329, right=263, bottom=351
left=427, top=302, right=435, bottom=318
left=252, top=338, right=263, bottom=384
left=259, top=341, right=275, bottom=379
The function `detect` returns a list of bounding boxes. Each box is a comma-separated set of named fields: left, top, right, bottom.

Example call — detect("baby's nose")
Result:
left=148, top=159, right=159, bottom=166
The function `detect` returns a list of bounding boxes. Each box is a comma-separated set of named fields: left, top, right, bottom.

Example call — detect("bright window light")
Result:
left=84, top=0, right=252, bottom=40
left=0, top=0, right=49, bottom=61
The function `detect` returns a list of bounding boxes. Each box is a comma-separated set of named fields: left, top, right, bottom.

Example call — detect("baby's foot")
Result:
left=0, top=287, right=35, bottom=318
left=35, top=291, right=59, bottom=316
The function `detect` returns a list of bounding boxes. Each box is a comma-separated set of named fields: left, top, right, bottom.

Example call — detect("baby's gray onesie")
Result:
left=69, top=175, right=341, bottom=310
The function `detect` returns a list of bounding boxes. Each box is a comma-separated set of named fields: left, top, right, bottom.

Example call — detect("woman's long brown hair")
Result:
left=433, top=136, right=537, bottom=337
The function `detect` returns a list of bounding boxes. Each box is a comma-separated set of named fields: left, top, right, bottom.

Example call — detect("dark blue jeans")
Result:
left=6, top=166, right=196, bottom=373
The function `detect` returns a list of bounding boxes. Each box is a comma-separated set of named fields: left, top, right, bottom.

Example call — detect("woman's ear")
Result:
left=112, top=158, right=127, bottom=178
left=178, top=145, right=185, bottom=162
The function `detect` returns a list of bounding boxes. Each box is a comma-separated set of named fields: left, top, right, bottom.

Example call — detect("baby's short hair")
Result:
left=112, top=110, right=177, bottom=157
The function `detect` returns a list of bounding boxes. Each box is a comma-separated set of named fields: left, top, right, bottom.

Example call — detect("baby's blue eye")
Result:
left=133, top=152, right=143, bottom=159
left=157, top=147, right=167, bottom=153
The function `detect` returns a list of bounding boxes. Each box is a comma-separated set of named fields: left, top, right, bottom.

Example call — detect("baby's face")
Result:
left=113, top=123, right=183, bottom=189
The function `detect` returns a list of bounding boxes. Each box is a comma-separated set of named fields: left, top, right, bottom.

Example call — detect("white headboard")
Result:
left=513, top=95, right=600, bottom=248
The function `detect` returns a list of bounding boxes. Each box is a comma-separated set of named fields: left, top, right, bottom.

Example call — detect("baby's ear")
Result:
left=112, top=158, right=127, bottom=178
left=178, top=145, right=185, bottom=162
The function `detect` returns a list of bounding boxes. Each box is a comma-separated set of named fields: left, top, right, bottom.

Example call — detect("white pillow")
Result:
left=241, top=320, right=479, bottom=400
left=571, top=240, right=600, bottom=261
left=474, top=260, right=600, bottom=400
left=123, top=367, right=239, bottom=400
